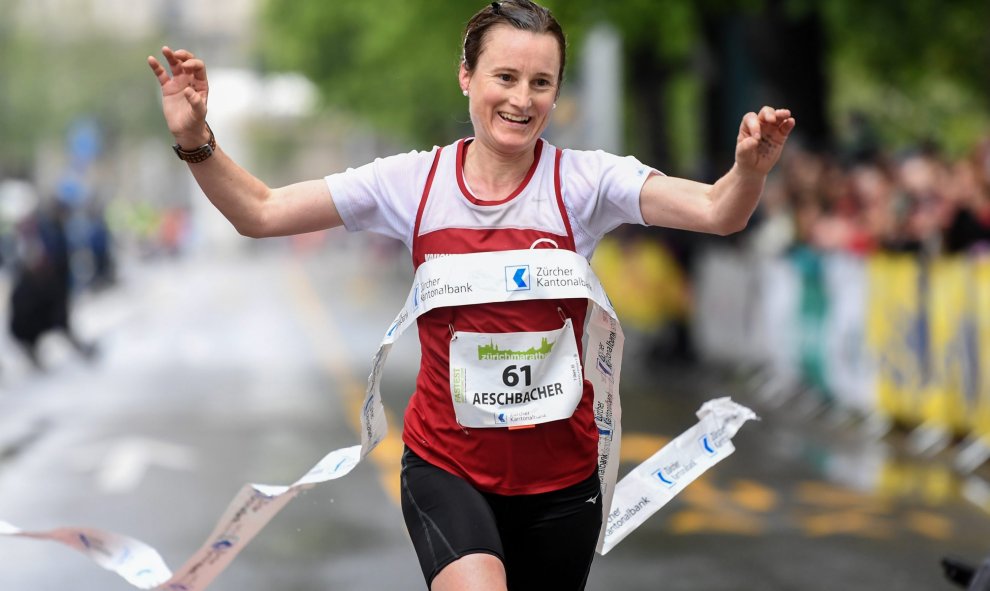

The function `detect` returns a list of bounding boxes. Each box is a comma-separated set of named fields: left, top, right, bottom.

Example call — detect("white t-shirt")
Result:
left=324, top=139, right=655, bottom=259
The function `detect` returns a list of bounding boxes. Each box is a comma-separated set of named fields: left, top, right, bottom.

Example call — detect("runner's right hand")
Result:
left=147, top=46, right=211, bottom=148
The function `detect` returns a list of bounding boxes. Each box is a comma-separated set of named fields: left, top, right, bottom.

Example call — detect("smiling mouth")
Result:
left=499, top=112, right=531, bottom=125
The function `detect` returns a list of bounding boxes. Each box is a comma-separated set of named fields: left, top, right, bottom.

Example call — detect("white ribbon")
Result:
left=0, top=446, right=360, bottom=590
left=600, top=398, right=758, bottom=554
left=0, top=519, right=172, bottom=589
left=0, top=249, right=755, bottom=586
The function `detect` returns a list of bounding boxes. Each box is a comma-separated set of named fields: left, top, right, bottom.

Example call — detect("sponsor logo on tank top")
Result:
left=504, top=265, right=530, bottom=291
left=477, top=337, right=554, bottom=361
left=424, top=253, right=452, bottom=261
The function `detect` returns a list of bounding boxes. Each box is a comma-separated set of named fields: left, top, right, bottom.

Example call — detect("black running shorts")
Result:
left=400, top=446, right=603, bottom=590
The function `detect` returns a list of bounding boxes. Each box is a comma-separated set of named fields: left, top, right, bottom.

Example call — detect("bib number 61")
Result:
left=502, top=365, right=532, bottom=388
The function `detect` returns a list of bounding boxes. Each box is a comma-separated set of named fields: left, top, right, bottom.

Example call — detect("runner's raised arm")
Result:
left=147, top=46, right=342, bottom=238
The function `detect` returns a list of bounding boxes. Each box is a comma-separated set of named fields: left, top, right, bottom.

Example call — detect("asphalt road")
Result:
left=1, top=236, right=988, bottom=590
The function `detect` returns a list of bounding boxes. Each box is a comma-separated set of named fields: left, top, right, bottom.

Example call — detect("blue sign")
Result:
left=505, top=265, right=530, bottom=291
left=700, top=435, right=717, bottom=455
left=654, top=470, right=674, bottom=487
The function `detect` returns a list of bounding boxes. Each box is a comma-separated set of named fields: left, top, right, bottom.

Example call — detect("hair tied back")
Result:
left=491, top=2, right=501, bottom=14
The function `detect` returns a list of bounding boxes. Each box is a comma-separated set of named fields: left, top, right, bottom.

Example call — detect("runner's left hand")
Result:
left=735, top=107, right=795, bottom=176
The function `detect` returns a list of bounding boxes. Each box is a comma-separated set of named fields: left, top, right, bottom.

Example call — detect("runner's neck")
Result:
left=461, top=138, right=538, bottom=202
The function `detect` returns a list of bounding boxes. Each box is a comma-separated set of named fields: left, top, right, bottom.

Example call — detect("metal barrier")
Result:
left=693, top=247, right=990, bottom=466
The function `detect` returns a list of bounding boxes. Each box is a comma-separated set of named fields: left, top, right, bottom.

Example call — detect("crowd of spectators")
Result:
left=748, top=132, right=990, bottom=259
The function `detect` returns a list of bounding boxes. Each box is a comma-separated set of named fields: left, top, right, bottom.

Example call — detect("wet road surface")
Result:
left=0, top=239, right=987, bottom=590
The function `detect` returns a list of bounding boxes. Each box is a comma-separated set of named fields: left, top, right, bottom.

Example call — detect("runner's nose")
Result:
left=509, top=87, right=532, bottom=111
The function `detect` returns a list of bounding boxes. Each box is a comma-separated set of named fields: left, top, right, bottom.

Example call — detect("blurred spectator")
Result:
left=748, top=129, right=990, bottom=257
left=9, top=197, right=97, bottom=369
left=158, top=206, right=189, bottom=257
left=747, top=175, right=795, bottom=258
left=0, top=179, right=40, bottom=271
left=85, top=197, right=117, bottom=290
left=942, top=141, right=990, bottom=254
left=840, top=111, right=881, bottom=166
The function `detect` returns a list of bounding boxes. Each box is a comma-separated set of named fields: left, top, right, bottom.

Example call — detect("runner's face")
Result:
left=459, top=25, right=560, bottom=155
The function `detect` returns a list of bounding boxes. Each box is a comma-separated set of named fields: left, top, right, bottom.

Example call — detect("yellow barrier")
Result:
left=690, top=247, right=990, bottom=444
left=974, top=257, right=990, bottom=443
left=591, top=236, right=689, bottom=332
left=924, top=257, right=972, bottom=434
left=866, top=255, right=925, bottom=425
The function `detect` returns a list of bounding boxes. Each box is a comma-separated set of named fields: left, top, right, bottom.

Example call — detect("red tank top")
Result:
left=402, top=138, right=597, bottom=495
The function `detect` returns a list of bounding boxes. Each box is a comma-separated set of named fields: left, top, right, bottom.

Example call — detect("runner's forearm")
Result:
left=706, top=163, right=767, bottom=235
left=182, top=145, right=273, bottom=237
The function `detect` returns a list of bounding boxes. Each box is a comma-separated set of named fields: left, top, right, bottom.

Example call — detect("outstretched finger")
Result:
left=172, top=49, right=197, bottom=63
left=181, top=58, right=208, bottom=83
left=162, top=47, right=198, bottom=78
left=183, top=87, right=208, bottom=119
left=742, top=111, right=761, bottom=140
left=162, top=46, right=181, bottom=73
left=147, top=55, right=171, bottom=86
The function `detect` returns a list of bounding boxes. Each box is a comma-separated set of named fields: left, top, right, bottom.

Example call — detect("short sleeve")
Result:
left=324, top=147, right=439, bottom=249
left=560, top=149, right=659, bottom=242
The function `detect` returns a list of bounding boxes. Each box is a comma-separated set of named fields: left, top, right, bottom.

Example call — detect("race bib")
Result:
left=449, top=319, right=583, bottom=428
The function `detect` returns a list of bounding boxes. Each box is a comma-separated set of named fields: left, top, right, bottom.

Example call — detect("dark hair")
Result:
left=461, top=0, right=566, bottom=86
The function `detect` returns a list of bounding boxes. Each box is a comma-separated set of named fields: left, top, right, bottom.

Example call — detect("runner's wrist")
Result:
left=172, top=123, right=216, bottom=164
left=173, top=124, right=212, bottom=151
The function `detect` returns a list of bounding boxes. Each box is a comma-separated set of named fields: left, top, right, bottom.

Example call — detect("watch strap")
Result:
left=172, top=123, right=216, bottom=163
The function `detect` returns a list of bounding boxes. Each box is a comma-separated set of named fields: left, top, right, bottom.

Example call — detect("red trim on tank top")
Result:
left=412, top=147, right=444, bottom=264
left=455, top=138, right=544, bottom=206
left=553, top=147, right=577, bottom=251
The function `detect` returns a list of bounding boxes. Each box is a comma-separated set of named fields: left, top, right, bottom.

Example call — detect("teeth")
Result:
left=500, top=112, right=530, bottom=123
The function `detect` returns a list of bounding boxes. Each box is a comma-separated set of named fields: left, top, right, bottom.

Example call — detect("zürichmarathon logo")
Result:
left=478, top=337, right=555, bottom=361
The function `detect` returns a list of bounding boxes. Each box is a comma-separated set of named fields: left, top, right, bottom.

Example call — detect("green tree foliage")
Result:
left=260, top=1, right=475, bottom=147
left=0, top=0, right=162, bottom=175
left=813, top=0, right=990, bottom=154
left=816, top=0, right=988, bottom=94
left=259, top=0, right=710, bottom=166
left=258, top=1, right=705, bottom=146
left=259, top=0, right=990, bottom=156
